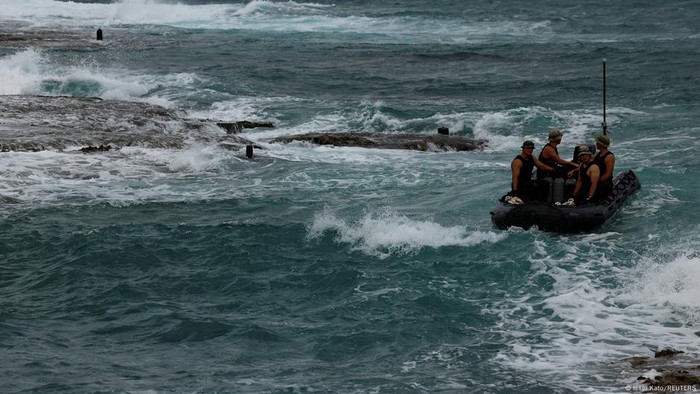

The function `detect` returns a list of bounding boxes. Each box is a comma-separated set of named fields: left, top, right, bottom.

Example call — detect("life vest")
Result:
left=578, top=161, right=600, bottom=200
left=512, top=155, right=534, bottom=191
left=537, top=143, right=558, bottom=178
left=594, top=151, right=614, bottom=179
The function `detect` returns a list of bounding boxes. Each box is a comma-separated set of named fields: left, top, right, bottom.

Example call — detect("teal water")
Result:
left=1, top=0, right=699, bottom=392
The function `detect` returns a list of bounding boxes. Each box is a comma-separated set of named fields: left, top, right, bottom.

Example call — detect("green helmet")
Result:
left=578, top=145, right=592, bottom=157
left=596, top=134, right=610, bottom=147
left=548, top=129, right=563, bottom=141
left=521, top=140, right=535, bottom=149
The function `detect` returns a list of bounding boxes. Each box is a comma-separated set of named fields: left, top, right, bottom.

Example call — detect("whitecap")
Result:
left=307, top=207, right=506, bottom=258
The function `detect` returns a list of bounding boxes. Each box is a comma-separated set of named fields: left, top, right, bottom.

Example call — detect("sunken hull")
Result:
left=490, top=170, right=641, bottom=233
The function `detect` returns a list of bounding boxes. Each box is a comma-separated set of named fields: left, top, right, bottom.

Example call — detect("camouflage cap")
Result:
left=548, top=129, right=563, bottom=141
left=578, top=145, right=592, bottom=157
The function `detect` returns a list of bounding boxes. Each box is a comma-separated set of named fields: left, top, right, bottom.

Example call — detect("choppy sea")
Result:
left=1, top=0, right=699, bottom=392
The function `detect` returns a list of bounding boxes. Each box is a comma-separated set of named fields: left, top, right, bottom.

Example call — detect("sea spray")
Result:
left=308, top=207, right=506, bottom=258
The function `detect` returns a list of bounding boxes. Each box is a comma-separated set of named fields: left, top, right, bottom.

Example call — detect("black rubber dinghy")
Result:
left=490, top=170, right=641, bottom=233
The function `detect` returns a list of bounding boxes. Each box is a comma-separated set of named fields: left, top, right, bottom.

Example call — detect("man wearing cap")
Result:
left=536, top=128, right=579, bottom=179
left=509, top=140, right=555, bottom=201
left=593, top=134, right=615, bottom=198
left=570, top=145, right=601, bottom=205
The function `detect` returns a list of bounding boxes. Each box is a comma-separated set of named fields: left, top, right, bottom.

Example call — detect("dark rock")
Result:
left=219, top=143, right=240, bottom=152
left=0, top=195, right=22, bottom=204
left=641, top=370, right=700, bottom=388
left=1, top=142, right=45, bottom=152
left=0, top=95, right=189, bottom=151
left=239, top=121, right=274, bottom=129
left=216, top=123, right=239, bottom=133
left=219, top=133, right=263, bottom=156
left=628, top=357, right=650, bottom=367
left=216, top=121, right=275, bottom=134
left=0, top=96, right=280, bottom=153
left=275, top=133, right=377, bottom=148
left=656, top=348, right=685, bottom=358
left=270, top=132, right=487, bottom=152
left=80, top=145, right=111, bottom=153
left=0, top=30, right=105, bottom=50
left=616, top=349, right=700, bottom=391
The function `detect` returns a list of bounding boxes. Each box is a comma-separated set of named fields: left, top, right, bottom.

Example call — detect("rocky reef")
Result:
left=615, top=348, right=700, bottom=391
left=0, top=95, right=257, bottom=153
left=1, top=95, right=487, bottom=155
left=270, top=132, right=487, bottom=152
left=216, top=121, right=275, bottom=134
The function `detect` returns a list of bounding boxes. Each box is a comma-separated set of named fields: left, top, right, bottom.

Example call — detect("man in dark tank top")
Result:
left=537, top=128, right=579, bottom=179
left=571, top=145, right=601, bottom=205
left=508, top=140, right=555, bottom=203
left=593, top=134, right=615, bottom=198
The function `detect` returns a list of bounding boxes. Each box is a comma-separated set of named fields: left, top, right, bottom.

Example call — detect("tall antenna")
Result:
left=602, top=58, right=608, bottom=135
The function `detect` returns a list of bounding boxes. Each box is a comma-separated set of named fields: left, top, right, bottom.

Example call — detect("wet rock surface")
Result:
left=0, top=195, right=22, bottom=204
left=1, top=96, right=485, bottom=155
left=79, top=145, right=112, bottom=153
left=0, top=29, right=105, bottom=50
left=0, top=95, right=257, bottom=152
left=216, top=121, right=275, bottom=134
left=0, top=26, right=180, bottom=52
left=615, top=348, right=700, bottom=392
left=270, top=132, right=487, bottom=152
left=1, top=95, right=187, bottom=151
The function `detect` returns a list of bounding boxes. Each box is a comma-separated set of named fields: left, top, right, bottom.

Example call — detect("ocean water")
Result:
left=1, top=0, right=699, bottom=392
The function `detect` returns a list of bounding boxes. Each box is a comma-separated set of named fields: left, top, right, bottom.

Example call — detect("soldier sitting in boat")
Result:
left=564, top=146, right=601, bottom=205
left=592, top=134, right=615, bottom=198
left=504, top=140, right=555, bottom=205
left=536, top=129, right=579, bottom=179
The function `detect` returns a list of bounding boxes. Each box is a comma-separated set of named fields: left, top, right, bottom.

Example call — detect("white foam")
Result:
left=626, top=183, right=680, bottom=215
left=490, top=234, right=700, bottom=391
left=0, top=49, right=199, bottom=105
left=107, top=0, right=229, bottom=25
left=166, top=143, right=226, bottom=173
left=3, top=0, right=671, bottom=47
left=261, top=143, right=410, bottom=166
left=232, top=0, right=332, bottom=18
left=0, top=0, right=559, bottom=44
left=619, top=254, right=700, bottom=325
left=0, top=144, right=239, bottom=205
left=188, top=97, right=280, bottom=125
left=473, top=106, right=609, bottom=153
left=307, top=207, right=506, bottom=258
left=0, top=0, right=234, bottom=28
left=0, top=48, right=45, bottom=95
left=237, top=103, right=645, bottom=161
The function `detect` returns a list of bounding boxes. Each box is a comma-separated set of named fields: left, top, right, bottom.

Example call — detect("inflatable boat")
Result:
left=490, top=170, right=641, bottom=233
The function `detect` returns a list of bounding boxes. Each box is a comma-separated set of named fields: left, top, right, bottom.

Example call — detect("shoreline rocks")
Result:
left=0, top=195, right=22, bottom=204
left=270, top=132, right=487, bottom=152
left=79, top=145, right=112, bottom=153
left=0, top=95, right=187, bottom=151
left=0, top=95, right=262, bottom=153
left=617, top=348, right=700, bottom=390
left=216, top=121, right=275, bottom=134
left=1, top=95, right=487, bottom=155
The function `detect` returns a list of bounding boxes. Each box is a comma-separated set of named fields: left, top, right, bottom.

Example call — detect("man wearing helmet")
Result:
left=570, top=145, right=601, bottom=205
left=593, top=134, right=615, bottom=198
left=536, top=128, right=579, bottom=179
left=506, top=140, right=555, bottom=204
